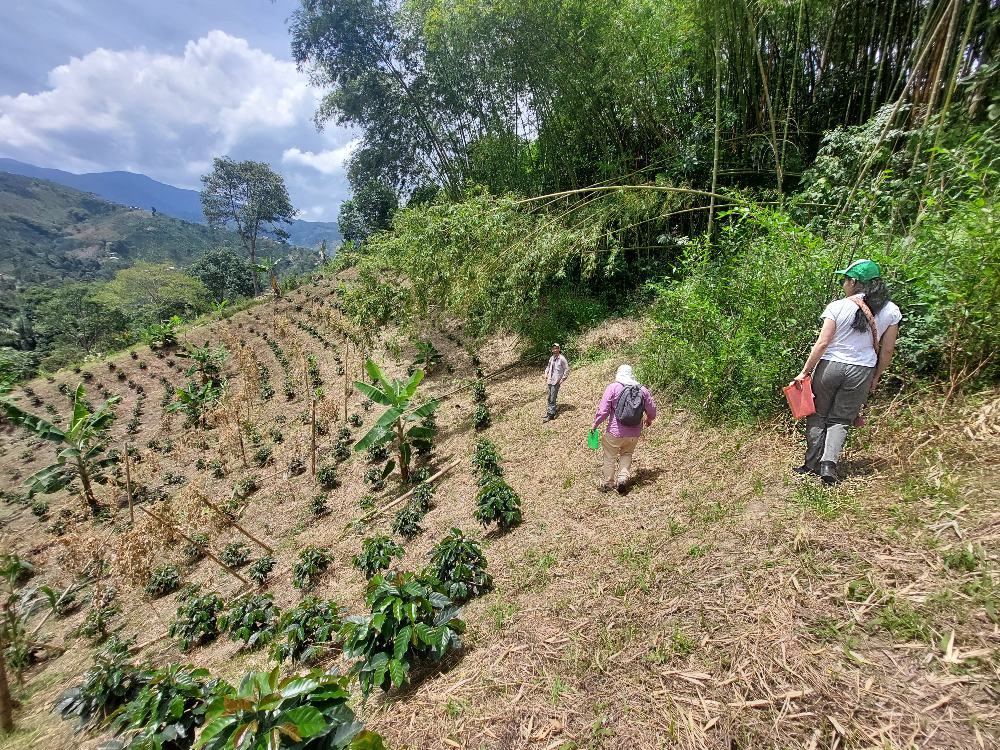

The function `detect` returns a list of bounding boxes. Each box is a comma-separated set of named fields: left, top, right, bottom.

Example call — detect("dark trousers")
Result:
left=546, top=383, right=560, bottom=417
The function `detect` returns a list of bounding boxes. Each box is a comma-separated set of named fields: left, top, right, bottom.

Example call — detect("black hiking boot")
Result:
left=793, top=464, right=819, bottom=476
left=819, top=461, right=840, bottom=485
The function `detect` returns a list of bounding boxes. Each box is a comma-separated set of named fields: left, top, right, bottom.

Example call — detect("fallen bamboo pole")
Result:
left=348, top=458, right=460, bottom=530
left=193, top=495, right=275, bottom=554
left=138, top=506, right=251, bottom=586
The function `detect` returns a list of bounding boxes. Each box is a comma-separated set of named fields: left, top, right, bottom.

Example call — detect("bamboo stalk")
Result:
left=349, top=458, right=460, bottom=529
left=708, top=1, right=723, bottom=237
left=192, top=496, right=274, bottom=554
left=310, top=398, right=317, bottom=477
left=138, top=506, right=251, bottom=586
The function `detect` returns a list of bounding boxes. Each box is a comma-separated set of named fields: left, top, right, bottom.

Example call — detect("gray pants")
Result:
left=547, top=383, right=560, bottom=417
left=805, top=359, right=874, bottom=469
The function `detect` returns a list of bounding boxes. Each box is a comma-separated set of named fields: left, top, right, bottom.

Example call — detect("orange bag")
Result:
left=783, top=376, right=816, bottom=419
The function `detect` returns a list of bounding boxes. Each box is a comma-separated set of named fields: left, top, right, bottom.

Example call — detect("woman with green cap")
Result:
left=792, top=259, right=901, bottom=484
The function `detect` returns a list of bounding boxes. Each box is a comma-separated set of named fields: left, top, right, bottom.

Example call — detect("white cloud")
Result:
left=282, top=141, right=358, bottom=175
left=0, top=31, right=355, bottom=220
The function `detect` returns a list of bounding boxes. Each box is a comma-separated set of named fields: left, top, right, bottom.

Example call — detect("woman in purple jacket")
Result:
left=592, top=364, right=657, bottom=494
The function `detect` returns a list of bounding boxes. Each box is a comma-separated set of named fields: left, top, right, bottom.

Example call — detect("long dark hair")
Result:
left=851, top=277, right=890, bottom=333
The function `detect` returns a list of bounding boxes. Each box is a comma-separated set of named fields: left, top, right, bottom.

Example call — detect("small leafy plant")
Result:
left=316, top=462, right=339, bottom=490
left=219, top=542, right=251, bottom=569
left=270, top=596, right=344, bottom=664
left=309, top=493, right=329, bottom=516
left=352, top=535, right=405, bottom=578
left=247, top=554, right=276, bottom=585
left=220, top=593, right=282, bottom=649
left=195, top=668, right=386, bottom=750
left=144, top=564, right=181, bottom=598
left=472, top=380, right=487, bottom=404
left=292, top=545, right=334, bottom=592
left=168, top=587, right=225, bottom=651
left=473, top=403, right=492, bottom=431
left=391, top=503, right=425, bottom=539
left=56, top=640, right=152, bottom=729
left=184, top=532, right=210, bottom=562
left=232, top=474, right=260, bottom=499
left=425, top=528, right=493, bottom=602
left=474, top=478, right=523, bottom=531
left=472, top=437, right=503, bottom=484
left=341, top=572, right=465, bottom=697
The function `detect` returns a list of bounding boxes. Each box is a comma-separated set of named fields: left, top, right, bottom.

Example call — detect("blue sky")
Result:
left=0, top=0, right=355, bottom=220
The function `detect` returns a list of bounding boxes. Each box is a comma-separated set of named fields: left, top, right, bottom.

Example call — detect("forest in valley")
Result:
left=0, top=1, right=997, bottom=749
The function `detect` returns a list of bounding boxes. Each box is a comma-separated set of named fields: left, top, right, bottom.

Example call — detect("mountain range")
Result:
left=0, top=158, right=340, bottom=249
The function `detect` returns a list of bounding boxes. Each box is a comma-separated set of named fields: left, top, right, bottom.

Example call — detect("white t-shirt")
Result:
left=819, top=296, right=902, bottom=368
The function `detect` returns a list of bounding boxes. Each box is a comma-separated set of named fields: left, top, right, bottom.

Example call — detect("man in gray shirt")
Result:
left=542, top=343, right=569, bottom=422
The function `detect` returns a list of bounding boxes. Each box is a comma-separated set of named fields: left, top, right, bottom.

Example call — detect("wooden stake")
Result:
left=342, top=338, right=349, bottom=419
left=191, top=496, right=275, bottom=554
left=310, top=398, right=317, bottom=477
left=138, top=506, right=251, bottom=586
left=350, top=458, right=460, bottom=528
left=123, top=442, right=134, bottom=523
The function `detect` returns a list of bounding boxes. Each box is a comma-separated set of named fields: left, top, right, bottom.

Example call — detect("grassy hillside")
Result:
left=0, top=279, right=995, bottom=750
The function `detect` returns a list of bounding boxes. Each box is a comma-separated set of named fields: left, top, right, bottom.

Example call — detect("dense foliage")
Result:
left=55, top=640, right=152, bottom=729
left=292, top=546, right=334, bottom=592
left=341, top=572, right=465, bottom=697
left=270, top=597, right=344, bottom=664
left=168, top=588, right=225, bottom=651
left=425, top=529, right=493, bottom=603
left=474, top=477, right=523, bottom=532
left=220, top=593, right=282, bottom=650
left=352, top=535, right=405, bottom=579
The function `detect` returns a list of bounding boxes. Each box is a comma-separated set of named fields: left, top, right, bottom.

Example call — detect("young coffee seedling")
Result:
left=56, top=639, right=152, bottom=729
left=472, top=380, right=487, bottom=404
left=316, top=462, right=339, bottom=490
left=75, top=586, right=120, bottom=644
left=292, top=545, right=334, bottom=592
left=247, top=554, right=276, bottom=585
left=341, top=572, right=465, bottom=697
left=168, top=587, right=225, bottom=651
left=366, top=442, right=390, bottom=464
left=252, top=445, right=273, bottom=468
left=184, top=532, right=210, bottom=562
left=348, top=413, right=363, bottom=428
left=270, top=596, right=344, bottom=664
left=473, top=403, right=492, bottom=431
left=353, top=535, right=405, bottom=578
left=475, top=477, right=523, bottom=531
left=219, top=542, right=251, bottom=569
left=309, top=493, right=329, bottom=517
left=411, top=481, right=435, bottom=513
left=232, top=474, right=260, bottom=499
left=392, top=502, right=425, bottom=539
left=287, top=456, right=305, bottom=477
left=144, top=564, right=181, bottom=598
left=219, top=593, right=281, bottom=649
left=425, top=528, right=493, bottom=602
left=472, top=437, right=503, bottom=484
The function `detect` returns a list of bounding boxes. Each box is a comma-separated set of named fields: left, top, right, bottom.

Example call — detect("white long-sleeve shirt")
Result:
left=544, top=354, right=570, bottom=385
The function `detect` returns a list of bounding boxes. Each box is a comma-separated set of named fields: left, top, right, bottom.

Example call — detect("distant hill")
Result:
left=0, top=158, right=341, bottom=249
left=0, top=171, right=319, bottom=287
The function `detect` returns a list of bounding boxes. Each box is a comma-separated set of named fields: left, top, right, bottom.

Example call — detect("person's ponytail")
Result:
left=851, top=277, right=890, bottom=333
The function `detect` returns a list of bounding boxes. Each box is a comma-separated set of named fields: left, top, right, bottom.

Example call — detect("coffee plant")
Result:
left=287, top=456, right=306, bottom=477
left=168, top=587, right=225, bottom=651
left=411, top=481, right=435, bottom=513
left=219, top=542, right=251, bottom=569
left=472, top=379, right=487, bottom=404
left=341, top=572, right=465, bottom=697
left=270, top=596, right=344, bottom=664
left=252, top=445, right=273, bottom=468
left=316, top=462, right=339, bottom=490
left=309, top=493, right=329, bottom=516
left=474, top=477, right=523, bottom=531
left=106, top=663, right=222, bottom=750
left=247, top=554, right=276, bottom=585
left=364, top=463, right=392, bottom=492
left=348, top=413, right=363, bottom=428
left=425, top=529, right=493, bottom=602
left=196, top=668, right=386, bottom=750
left=144, top=564, right=181, bottom=598
left=292, top=545, right=334, bottom=592
left=76, top=587, right=121, bottom=644
left=184, top=532, right=210, bottom=562
left=352, top=535, right=405, bottom=578
left=391, top=502, right=424, bottom=539
left=220, top=593, right=282, bottom=649
left=56, top=639, right=152, bottom=729
left=232, top=473, right=260, bottom=499
left=473, top=403, right=492, bottom=431
left=472, top=437, right=504, bottom=485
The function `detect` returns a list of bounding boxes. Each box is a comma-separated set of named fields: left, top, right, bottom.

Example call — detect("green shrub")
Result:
left=316, top=462, right=339, bottom=489
left=76, top=590, right=120, bottom=644
left=219, top=593, right=281, bottom=649
left=472, top=437, right=503, bottom=484
left=309, top=493, right=329, bottom=516
left=341, top=572, right=465, bottom=697
left=473, top=403, right=491, bottom=430
left=168, top=588, right=224, bottom=650
left=219, top=542, right=251, bottom=569
left=55, top=640, right=152, bottom=729
left=247, top=554, right=276, bottom=585
left=392, top=503, right=424, bottom=539
left=106, top=663, right=221, bottom=748
left=287, top=456, right=306, bottom=477
left=472, top=380, right=487, bottom=404
left=353, top=535, right=405, bottom=578
left=411, top=481, right=435, bottom=512
left=232, top=474, right=260, bottom=499
left=474, top=478, right=523, bottom=531
left=270, top=596, right=344, bottom=664
left=293, top=545, right=334, bottom=592
left=184, top=532, right=210, bottom=562
left=144, top=564, right=181, bottom=598
left=366, top=442, right=390, bottom=463
left=251, top=445, right=273, bottom=467
left=196, top=668, right=385, bottom=750
left=425, top=528, right=493, bottom=602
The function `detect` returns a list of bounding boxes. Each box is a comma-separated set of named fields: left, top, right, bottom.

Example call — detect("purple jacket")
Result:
left=592, top=382, right=657, bottom=438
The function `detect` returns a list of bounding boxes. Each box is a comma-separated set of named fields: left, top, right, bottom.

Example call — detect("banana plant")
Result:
left=255, top=258, right=282, bottom=299
left=1, top=385, right=119, bottom=516
left=353, top=359, right=437, bottom=484
left=167, top=381, right=222, bottom=427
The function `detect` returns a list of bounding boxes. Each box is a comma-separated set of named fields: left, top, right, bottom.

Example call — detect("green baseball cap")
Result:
left=835, top=258, right=881, bottom=282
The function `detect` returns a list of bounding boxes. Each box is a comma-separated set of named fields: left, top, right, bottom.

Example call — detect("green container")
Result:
left=587, top=429, right=600, bottom=450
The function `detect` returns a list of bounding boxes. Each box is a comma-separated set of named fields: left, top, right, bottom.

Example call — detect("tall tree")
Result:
left=200, top=157, right=296, bottom=296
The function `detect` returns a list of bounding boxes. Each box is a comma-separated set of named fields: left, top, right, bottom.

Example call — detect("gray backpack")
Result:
left=614, top=385, right=645, bottom=427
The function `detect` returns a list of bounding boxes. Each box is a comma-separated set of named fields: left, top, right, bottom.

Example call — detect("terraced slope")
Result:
left=0, top=280, right=996, bottom=749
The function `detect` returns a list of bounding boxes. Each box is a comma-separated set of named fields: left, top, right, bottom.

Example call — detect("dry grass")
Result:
left=0, top=287, right=997, bottom=750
